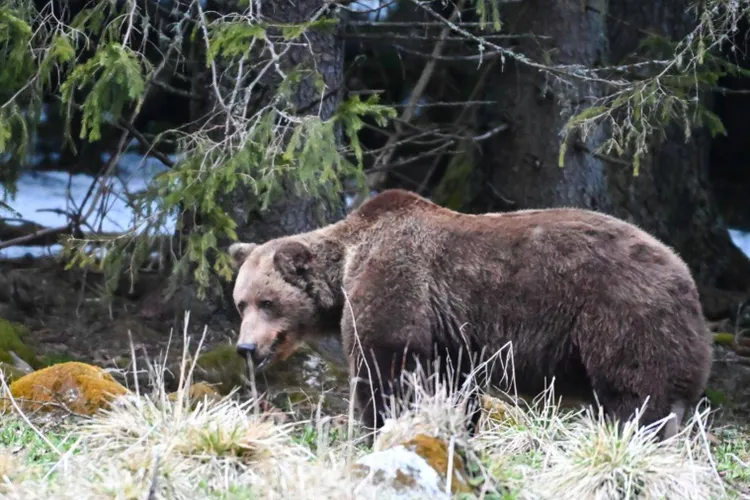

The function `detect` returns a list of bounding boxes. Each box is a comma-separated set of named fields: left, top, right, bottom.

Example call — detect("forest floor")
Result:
left=0, top=255, right=749, bottom=498
left=0, top=255, right=353, bottom=418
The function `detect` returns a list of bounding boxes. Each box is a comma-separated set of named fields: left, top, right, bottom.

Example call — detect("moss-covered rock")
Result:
left=5, top=362, right=129, bottom=416
left=401, top=434, right=471, bottom=494
left=480, top=394, right=512, bottom=426
left=0, top=318, right=40, bottom=370
left=183, top=341, right=351, bottom=417
left=191, top=344, right=246, bottom=395
left=191, top=342, right=348, bottom=389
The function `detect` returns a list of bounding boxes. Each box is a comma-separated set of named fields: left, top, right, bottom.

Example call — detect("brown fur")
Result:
left=229, top=189, right=713, bottom=438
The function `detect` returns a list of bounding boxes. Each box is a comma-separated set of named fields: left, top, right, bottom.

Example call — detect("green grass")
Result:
left=0, top=417, right=78, bottom=464
left=712, top=425, right=750, bottom=496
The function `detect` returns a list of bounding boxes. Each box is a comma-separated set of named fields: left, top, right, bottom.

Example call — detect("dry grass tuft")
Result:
left=529, top=403, right=725, bottom=500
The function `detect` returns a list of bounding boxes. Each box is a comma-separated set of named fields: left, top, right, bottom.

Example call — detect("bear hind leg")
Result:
left=591, top=379, right=677, bottom=440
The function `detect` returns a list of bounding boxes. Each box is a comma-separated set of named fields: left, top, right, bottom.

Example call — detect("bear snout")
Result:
left=236, top=342, right=257, bottom=358
left=237, top=341, right=274, bottom=372
left=236, top=340, right=274, bottom=372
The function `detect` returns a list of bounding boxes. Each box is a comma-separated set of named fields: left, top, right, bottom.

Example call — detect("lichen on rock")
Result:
left=354, top=445, right=451, bottom=499
left=402, top=434, right=471, bottom=494
left=480, top=394, right=512, bottom=426
left=355, top=432, right=472, bottom=497
left=4, top=361, right=129, bottom=416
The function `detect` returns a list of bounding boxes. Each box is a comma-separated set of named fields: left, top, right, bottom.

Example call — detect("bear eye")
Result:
left=258, top=300, right=273, bottom=310
left=236, top=300, right=247, bottom=314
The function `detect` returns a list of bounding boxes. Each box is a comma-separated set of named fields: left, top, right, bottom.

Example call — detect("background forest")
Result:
left=1, top=0, right=750, bottom=498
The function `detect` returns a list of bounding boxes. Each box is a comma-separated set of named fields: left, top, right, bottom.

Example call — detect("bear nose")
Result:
left=236, top=343, right=257, bottom=358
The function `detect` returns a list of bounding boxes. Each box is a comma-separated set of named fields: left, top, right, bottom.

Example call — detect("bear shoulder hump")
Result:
left=355, top=189, right=437, bottom=221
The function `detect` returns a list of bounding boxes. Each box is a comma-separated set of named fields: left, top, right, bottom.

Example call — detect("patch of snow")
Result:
left=348, top=0, right=397, bottom=19
left=0, top=152, right=178, bottom=260
left=729, top=228, right=750, bottom=259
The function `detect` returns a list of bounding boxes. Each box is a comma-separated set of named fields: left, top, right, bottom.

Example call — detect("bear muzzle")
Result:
left=236, top=331, right=289, bottom=373
left=237, top=341, right=273, bottom=372
left=236, top=342, right=257, bottom=358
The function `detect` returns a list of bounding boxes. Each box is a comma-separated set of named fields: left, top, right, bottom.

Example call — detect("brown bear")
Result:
left=228, top=189, right=713, bottom=439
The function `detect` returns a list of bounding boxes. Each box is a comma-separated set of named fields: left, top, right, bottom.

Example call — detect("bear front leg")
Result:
left=340, top=255, right=435, bottom=440
left=340, top=297, right=432, bottom=438
left=350, top=345, right=402, bottom=434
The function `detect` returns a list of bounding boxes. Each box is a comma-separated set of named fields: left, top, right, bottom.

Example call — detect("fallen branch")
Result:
left=0, top=221, right=73, bottom=250
left=0, top=219, right=131, bottom=250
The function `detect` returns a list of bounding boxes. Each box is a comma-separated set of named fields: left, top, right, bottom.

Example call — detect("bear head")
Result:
left=228, top=238, right=342, bottom=372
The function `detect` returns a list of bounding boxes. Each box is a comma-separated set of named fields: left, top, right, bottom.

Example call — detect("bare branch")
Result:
left=0, top=223, right=73, bottom=250
left=369, top=0, right=469, bottom=175
left=151, top=78, right=202, bottom=100
left=392, top=44, right=505, bottom=62
left=343, top=33, right=550, bottom=42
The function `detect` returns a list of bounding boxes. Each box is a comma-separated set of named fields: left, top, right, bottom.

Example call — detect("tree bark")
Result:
left=481, top=0, right=612, bottom=210
left=187, top=0, right=347, bottom=245
left=479, top=0, right=750, bottom=319
left=145, top=0, right=347, bottom=325
left=223, top=0, right=347, bottom=245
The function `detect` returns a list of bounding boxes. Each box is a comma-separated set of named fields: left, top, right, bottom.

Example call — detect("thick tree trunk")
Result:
left=480, top=0, right=612, bottom=211
left=480, top=0, right=750, bottom=319
left=144, top=0, right=347, bottom=326
left=191, top=0, right=346, bottom=245
left=224, top=0, right=347, bottom=245
left=604, top=1, right=750, bottom=293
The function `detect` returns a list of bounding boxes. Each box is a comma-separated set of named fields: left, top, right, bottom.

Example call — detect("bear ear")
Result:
left=228, top=242, right=257, bottom=269
left=273, top=240, right=313, bottom=282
